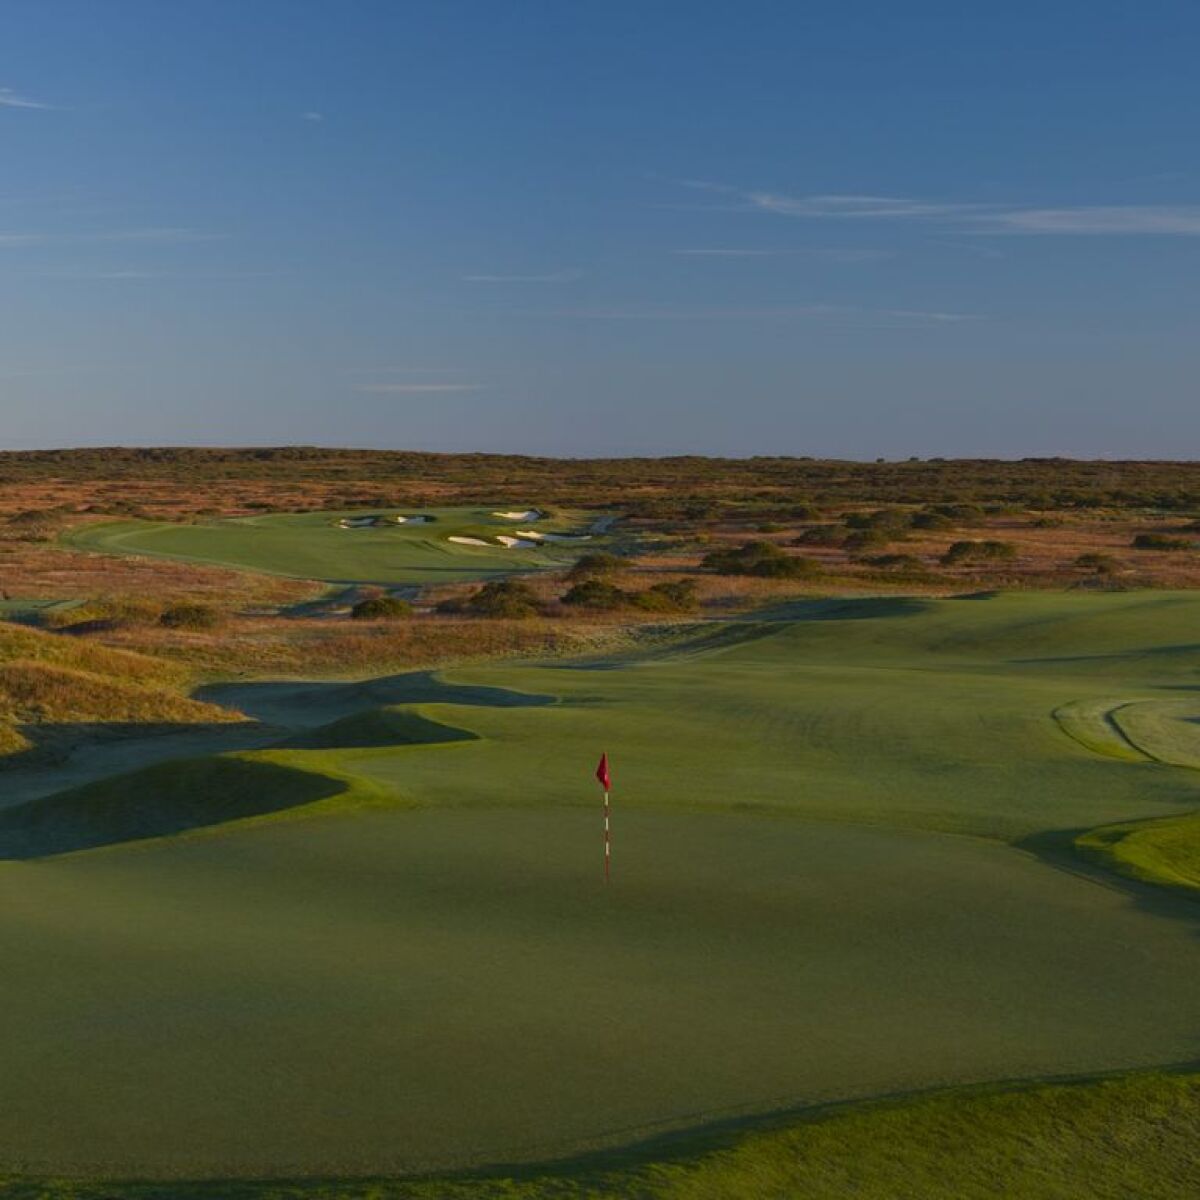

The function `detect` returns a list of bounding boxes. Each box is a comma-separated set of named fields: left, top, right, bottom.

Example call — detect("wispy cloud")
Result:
left=355, top=382, right=485, bottom=394
left=302, top=111, right=324, bottom=122
left=0, top=87, right=54, bottom=111
left=981, top=206, right=1200, bottom=235
left=673, top=179, right=1200, bottom=236
left=520, top=303, right=977, bottom=326
left=462, top=270, right=582, bottom=283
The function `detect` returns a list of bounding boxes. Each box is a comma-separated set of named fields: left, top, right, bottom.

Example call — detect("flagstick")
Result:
left=604, top=790, right=611, bottom=883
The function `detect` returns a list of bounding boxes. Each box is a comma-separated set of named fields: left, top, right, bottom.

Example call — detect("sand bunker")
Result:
left=496, top=536, right=540, bottom=549
left=515, top=530, right=590, bottom=543
left=492, top=510, right=541, bottom=521
left=339, top=514, right=433, bottom=529
left=448, top=536, right=491, bottom=547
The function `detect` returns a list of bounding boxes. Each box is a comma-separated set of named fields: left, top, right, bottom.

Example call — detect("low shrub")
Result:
left=941, top=540, right=1018, bottom=566
left=911, top=510, right=954, bottom=531
left=702, top=541, right=819, bottom=578
left=629, top=579, right=699, bottom=613
left=864, top=553, right=924, bottom=571
left=1075, top=553, right=1118, bottom=574
left=1132, top=533, right=1193, bottom=552
left=843, top=529, right=892, bottom=555
left=566, top=552, right=626, bottom=581
left=351, top=595, right=412, bottom=620
left=793, top=525, right=843, bottom=547
left=561, top=579, right=628, bottom=610
left=845, top=508, right=911, bottom=536
left=456, top=578, right=541, bottom=619
left=159, top=602, right=223, bottom=630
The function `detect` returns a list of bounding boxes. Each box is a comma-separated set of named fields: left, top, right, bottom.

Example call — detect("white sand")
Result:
left=492, top=510, right=541, bottom=521
left=517, top=530, right=590, bottom=542
left=496, top=535, right=540, bottom=549
left=448, top=536, right=490, bottom=547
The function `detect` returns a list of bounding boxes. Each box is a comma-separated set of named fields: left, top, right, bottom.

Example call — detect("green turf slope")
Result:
left=4, top=1069, right=1195, bottom=1199
left=3, top=591, right=1200, bottom=1180
left=64, top=507, right=601, bottom=584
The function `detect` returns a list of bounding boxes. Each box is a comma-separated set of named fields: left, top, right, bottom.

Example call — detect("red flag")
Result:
left=595, top=753, right=611, bottom=792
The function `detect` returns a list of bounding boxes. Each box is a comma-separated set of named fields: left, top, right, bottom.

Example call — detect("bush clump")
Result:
left=842, top=529, right=892, bottom=555
left=702, top=541, right=818, bottom=578
left=844, top=509, right=911, bottom=536
left=455, top=578, right=541, bottom=619
left=793, top=525, right=843, bottom=547
left=910, top=510, right=954, bottom=531
left=628, top=579, right=698, bottom=613
left=351, top=595, right=412, bottom=620
left=566, top=552, right=626, bottom=581
left=561, top=579, right=628, bottom=610
left=864, top=553, right=925, bottom=572
left=159, top=602, right=223, bottom=631
left=1132, top=533, right=1193, bottom=552
left=1075, top=553, right=1118, bottom=575
left=940, top=540, right=1018, bottom=566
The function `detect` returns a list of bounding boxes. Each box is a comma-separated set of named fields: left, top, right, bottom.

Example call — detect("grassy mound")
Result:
left=0, top=625, right=234, bottom=762
left=2, top=1070, right=1197, bottom=1198
left=0, top=622, right=186, bottom=686
left=279, top=706, right=478, bottom=750
left=0, top=754, right=346, bottom=858
left=1076, top=811, right=1200, bottom=897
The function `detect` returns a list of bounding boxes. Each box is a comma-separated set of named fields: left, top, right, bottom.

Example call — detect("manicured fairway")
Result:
left=2, top=591, right=1200, bottom=1179
left=64, top=507, right=600, bottom=584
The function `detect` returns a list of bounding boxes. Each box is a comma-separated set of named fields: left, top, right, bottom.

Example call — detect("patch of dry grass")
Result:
left=93, top=614, right=638, bottom=677
left=0, top=625, right=241, bottom=762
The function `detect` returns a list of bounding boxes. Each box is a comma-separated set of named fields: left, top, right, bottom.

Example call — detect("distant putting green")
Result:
left=3, top=591, right=1200, bottom=1179
left=64, top=506, right=603, bottom=584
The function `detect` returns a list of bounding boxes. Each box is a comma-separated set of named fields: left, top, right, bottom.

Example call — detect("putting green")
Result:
left=4, top=591, right=1200, bottom=1178
left=63, top=507, right=601, bottom=585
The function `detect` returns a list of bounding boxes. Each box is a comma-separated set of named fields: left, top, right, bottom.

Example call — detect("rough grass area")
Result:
left=0, top=625, right=237, bottom=763
left=92, top=614, right=639, bottom=677
left=2, top=1070, right=1198, bottom=1198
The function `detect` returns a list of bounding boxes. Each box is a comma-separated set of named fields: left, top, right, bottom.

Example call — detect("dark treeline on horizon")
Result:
left=3, top=446, right=1200, bottom=514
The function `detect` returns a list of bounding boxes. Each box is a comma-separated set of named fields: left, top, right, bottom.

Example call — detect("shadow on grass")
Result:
left=1017, top=825, right=1200, bottom=932
left=7, top=1060, right=1200, bottom=1198
left=0, top=755, right=344, bottom=860
left=198, top=670, right=556, bottom=726
left=0, top=720, right=259, bottom=772
left=278, top=706, right=479, bottom=750
left=737, top=596, right=935, bottom=623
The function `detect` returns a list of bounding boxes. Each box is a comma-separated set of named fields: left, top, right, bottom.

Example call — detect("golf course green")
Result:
left=64, top=507, right=602, bottom=584
left=2, top=590, right=1200, bottom=1181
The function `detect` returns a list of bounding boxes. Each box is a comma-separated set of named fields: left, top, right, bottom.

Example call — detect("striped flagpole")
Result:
left=596, top=753, right=612, bottom=883
left=604, top=788, right=611, bottom=883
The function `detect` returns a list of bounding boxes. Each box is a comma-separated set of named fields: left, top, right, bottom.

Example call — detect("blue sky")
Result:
left=3, top=1, right=1200, bottom=457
